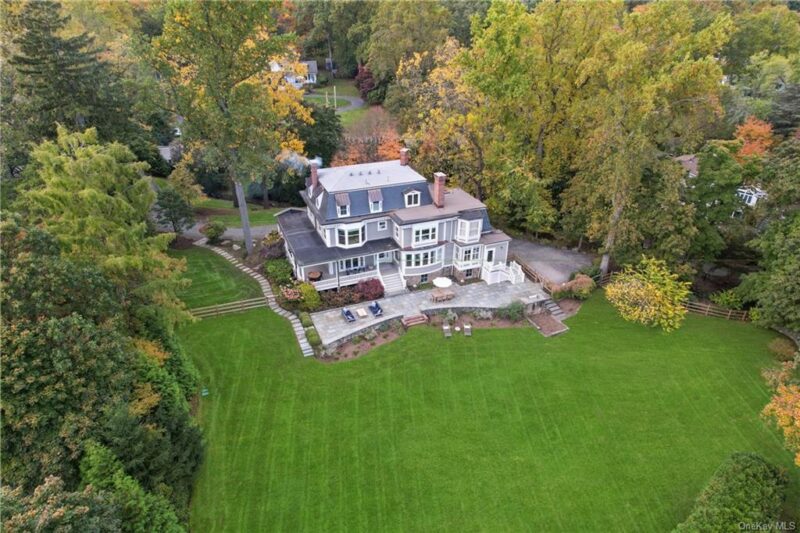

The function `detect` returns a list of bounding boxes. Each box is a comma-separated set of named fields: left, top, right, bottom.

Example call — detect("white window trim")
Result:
left=315, top=194, right=323, bottom=210
left=454, top=244, right=482, bottom=270
left=412, top=222, right=438, bottom=248
left=338, top=256, right=365, bottom=271
left=393, top=223, right=401, bottom=244
left=404, top=190, right=421, bottom=208
left=336, top=223, right=365, bottom=249
left=337, top=204, right=350, bottom=218
left=403, top=247, right=442, bottom=270
left=377, top=220, right=388, bottom=231
left=456, top=218, right=482, bottom=244
left=370, top=200, right=383, bottom=213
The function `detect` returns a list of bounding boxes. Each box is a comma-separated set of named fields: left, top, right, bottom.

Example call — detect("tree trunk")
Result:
left=232, top=191, right=239, bottom=209
left=234, top=179, right=253, bottom=255
left=600, top=201, right=624, bottom=276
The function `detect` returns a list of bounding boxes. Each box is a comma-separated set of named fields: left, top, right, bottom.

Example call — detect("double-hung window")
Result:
left=377, top=220, right=388, bottom=231
left=456, top=218, right=481, bottom=243
left=413, top=224, right=437, bottom=246
left=404, top=191, right=421, bottom=207
left=370, top=200, right=382, bottom=213
left=404, top=248, right=440, bottom=268
left=336, top=225, right=365, bottom=247
left=338, top=204, right=349, bottom=217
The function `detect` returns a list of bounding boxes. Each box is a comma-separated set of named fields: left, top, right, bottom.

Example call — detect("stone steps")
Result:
left=543, top=299, right=567, bottom=321
left=401, top=314, right=429, bottom=328
left=381, top=271, right=407, bottom=296
left=193, top=241, right=315, bottom=357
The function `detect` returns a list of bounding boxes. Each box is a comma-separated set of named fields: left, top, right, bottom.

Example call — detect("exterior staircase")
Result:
left=402, top=314, right=429, bottom=328
left=380, top=265, right=407, bottom=296
left=543, top=298, right=567, bottom=321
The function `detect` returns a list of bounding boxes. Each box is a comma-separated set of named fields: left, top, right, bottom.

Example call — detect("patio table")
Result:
left=432, top=277, right=453, bottom=288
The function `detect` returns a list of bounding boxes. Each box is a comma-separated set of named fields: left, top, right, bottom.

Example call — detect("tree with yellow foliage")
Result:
left=152, top=0, right=310, bottom=254
left=605, top=257, right=691, bottom=332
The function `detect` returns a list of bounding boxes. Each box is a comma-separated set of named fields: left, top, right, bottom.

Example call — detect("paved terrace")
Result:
left=311, top=279, right=547, bottom=348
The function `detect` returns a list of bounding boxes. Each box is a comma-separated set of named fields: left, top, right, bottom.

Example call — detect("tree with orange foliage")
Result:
left=763, top=355, right=800, bottom=466
left=331, top=127, right=402, bottom=166
left=735, top=116, right=775, bottom=159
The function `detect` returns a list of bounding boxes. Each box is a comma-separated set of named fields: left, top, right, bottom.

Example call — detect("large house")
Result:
left=276, top=149, right=520, bottom=294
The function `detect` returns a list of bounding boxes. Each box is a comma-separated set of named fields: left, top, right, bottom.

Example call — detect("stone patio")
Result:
left=310, top=279, right=548, bottom=348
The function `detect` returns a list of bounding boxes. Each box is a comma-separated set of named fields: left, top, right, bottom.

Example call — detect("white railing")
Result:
left=480, top=261, right=525, bottom=285
left=313, top=269, right=376, bottom=291
left=453, top=258, right=482, bottom=271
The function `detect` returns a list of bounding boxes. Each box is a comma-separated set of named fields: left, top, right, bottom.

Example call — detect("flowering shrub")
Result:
left=356, top=278, right=384, bottom=301
left=554, top=274, right=596, bottom=300
left=280, top=285, right=302, bottom=301
left=320, top=286, right=360, bottom=307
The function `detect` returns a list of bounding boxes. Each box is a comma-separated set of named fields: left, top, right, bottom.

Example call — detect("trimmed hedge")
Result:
left=674, top=453, right=787, bottom=532
left=299, top=312, right=313, bottom=328
left=305, top=328, right=321, bottom=347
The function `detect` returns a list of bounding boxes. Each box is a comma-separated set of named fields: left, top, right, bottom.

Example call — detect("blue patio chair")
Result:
left=342, top=308, right=356, bottom=323
left=368, top=301, right=383, bottom=317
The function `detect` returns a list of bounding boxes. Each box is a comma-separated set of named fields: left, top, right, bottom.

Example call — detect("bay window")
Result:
left=404, top=248, right=441, bottom=268
left=336, top=224, right=365, bottom=247
left=456, top=218, right=481, bottom=243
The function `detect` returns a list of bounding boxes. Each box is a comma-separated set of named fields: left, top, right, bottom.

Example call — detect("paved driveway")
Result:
left=508, top=239, right=593, bottom=284
left=182, top=222, right=277, bottom=242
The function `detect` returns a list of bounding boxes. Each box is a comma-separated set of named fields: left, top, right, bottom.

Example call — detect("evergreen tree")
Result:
left=156, top=187, right=195, bottom=233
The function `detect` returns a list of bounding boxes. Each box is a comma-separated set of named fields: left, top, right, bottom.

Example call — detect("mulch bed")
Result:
left=427, top=314, right=529, bottom=329
left=530, top=313, right=569, bottom=337
left=170, top=235, right=196, bottom=250
left=556, top=298, right=583, bottom=318
left=317, top=326, right=404, bottom=363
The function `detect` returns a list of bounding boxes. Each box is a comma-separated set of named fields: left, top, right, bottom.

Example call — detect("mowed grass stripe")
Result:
left=182, top=297, right=798, bottom=531
left=170, top=247, right=262, bottom=308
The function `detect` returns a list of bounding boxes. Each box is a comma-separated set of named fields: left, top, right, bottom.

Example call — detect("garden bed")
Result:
left=317, top=321, right=405, bottom=362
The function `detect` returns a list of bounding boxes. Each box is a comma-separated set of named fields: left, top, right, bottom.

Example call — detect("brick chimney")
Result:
left=399, top=147, right=409, bottom=166
left=310, top=160, right=319, bottom=190
left=433, top=172, right=446, bottom=208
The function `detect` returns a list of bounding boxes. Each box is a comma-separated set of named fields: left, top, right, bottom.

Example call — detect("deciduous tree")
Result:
left=605, top=256, right=691, bottom=332
left=152, top=0, right=309, bottom=254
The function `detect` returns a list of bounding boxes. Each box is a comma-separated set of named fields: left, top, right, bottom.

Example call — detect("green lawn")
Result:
left=304, top=94, right=351, bottom=108
left=169, top=247, right=262, bottom=308
left=196, top=198, right=281, bottom=227
left=181, top=296, right=798, bottom=531
left=329, top=78, right=360, bottom=98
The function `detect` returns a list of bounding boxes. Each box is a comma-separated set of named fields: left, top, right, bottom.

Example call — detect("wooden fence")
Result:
left=593, top=272, right=749, bottom=321
left=190, top=297, right=269, bottom=319
left=510, top=257, right=749, bottom=322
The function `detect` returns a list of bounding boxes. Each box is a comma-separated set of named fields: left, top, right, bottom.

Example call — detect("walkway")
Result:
left=193, top=239, right=314, bottom=357
left=183, top=222, right=277, bottom=242
left=311, top=279, right=547, bottom=348
left=334, top=94, right=365, bottom=113
left=509, top=239, right=593, bottom=284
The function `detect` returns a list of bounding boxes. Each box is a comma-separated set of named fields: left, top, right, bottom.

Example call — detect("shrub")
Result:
left=299, top=312, right=313, bottom=328
left=496, top=301, right=525, bottom=322
left=605, top=256, right=691, bottom=332
left=474, top=309, right=493, bottom=321
left=575, top=264, right=601, bottom=280
left=768, top=337, right=798, bottom=362
left=264, top=259, right=293, bottom=286
left=710, top=289, right=744, bottom=310
left=260, top=231, right=285, bottom=260
left=320, top=286, right=360, bottom=307
left=356, top=278, right=384, bottom=301
left=299, top=282, right=322, bottom=312
left=674, top=453, right=787, bottom=532
left=444, top=310, right=458, bottom=323
left=201, top=220, right=226, bottom=244
left=557, top=274, right=596, bottom=300
left=306, top=328, right=321, bottom=347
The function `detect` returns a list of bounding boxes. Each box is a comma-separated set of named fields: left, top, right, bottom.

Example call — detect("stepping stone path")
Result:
left=194, top=239, right=315, bottom=357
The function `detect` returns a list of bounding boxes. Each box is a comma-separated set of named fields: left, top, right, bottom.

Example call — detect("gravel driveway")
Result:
left=508, top=239, right=593, bottom=284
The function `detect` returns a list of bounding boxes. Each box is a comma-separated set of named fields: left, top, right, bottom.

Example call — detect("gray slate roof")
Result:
left=317, top=160, right=427, bottom=192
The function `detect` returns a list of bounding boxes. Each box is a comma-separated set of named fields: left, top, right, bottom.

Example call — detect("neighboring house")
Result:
left=269, top=59, right=317, bottom=89
left=276, top=149, right=520, bottom=294
left=675, top=154, right=768, bottom=213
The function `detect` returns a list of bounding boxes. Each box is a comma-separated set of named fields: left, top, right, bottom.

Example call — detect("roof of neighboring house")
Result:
left=317, top=160, right=427, bottom=193
left=675, top=154, right=699, bottom=177
left=276, top=209, right=398, bottom=266
left=301, top=60, right=318, bottom=75
left=157, top=146, right=172, bottom=162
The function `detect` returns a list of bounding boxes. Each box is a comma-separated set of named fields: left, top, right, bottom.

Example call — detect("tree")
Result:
left=365, top=0, right=450, bottom=96
left=157, top=187, right=195, bottom=233
left=762, top=355, right=800, bottom=467
left=441, top=0, right=490, bottom=46
left=80, top=441, right=183, bottom=532
left=769, top=83, right=800, bottom=136
left=1, top=314, right=136, bottom=489
left=722, top=5, right=800, bottom=78
left=296, top=103, right=343, bottom=166
left=2, top=476, right=121, bottom=532
left=761, top=137, right=800, bottom=213
left=20, top=127, right=188, bottom=330
left=152, top=0, right=310, bottom=255
left=740, top=212, right=800, bottom=332
left=605, top=256, right=691, bottom=332
left=735, top=116, right=775, bottom=159
left=561, top=2, right=732, bottom=275
left=686, top=142, right=746, bottom=261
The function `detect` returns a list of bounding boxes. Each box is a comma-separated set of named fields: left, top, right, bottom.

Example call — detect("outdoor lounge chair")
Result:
left=342, top=308, right=356, bottom=323
left=368, top=301, right=383, bottom=317
left=464, top=323, right=472, bottom=337
left=443, top=322, right=452, bottom=338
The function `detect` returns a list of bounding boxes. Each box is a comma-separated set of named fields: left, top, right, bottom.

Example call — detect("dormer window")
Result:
left=368, top=189, right=383, bottom=213
left=335, top=193, right=350, bottom=218
left=405, top=190, right=421, bottom=207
